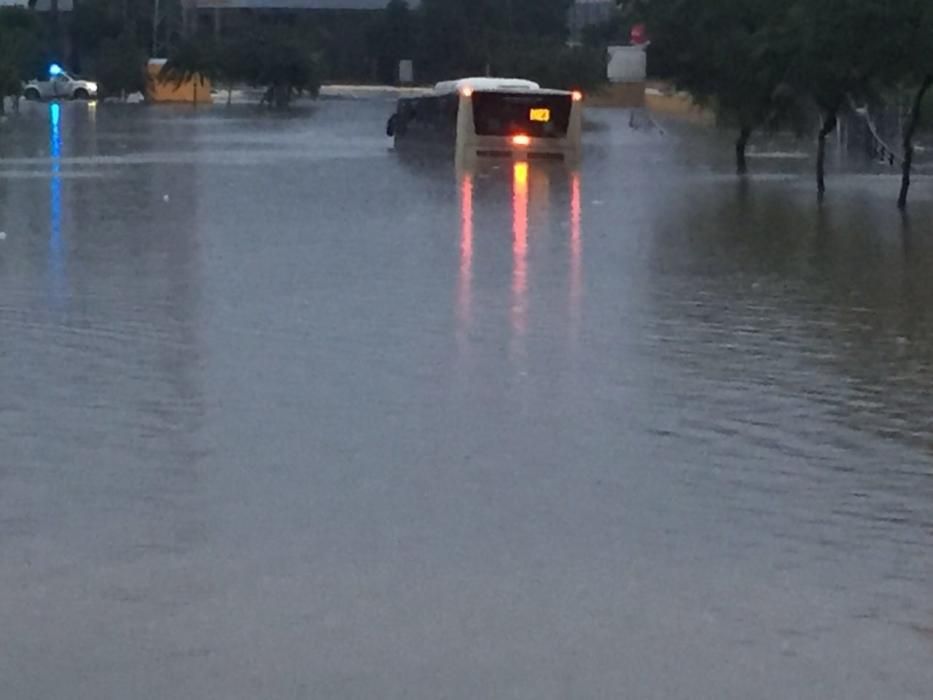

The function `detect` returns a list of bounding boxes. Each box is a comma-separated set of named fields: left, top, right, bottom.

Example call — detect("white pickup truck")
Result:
left=23, top=67, right=99, bottom=101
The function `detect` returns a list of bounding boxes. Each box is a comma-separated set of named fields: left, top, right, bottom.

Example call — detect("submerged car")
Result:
left=23, top=65, right=98, bottom=101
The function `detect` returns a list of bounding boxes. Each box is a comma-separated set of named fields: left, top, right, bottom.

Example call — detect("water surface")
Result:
left=1, top=99, right=932, bottom=699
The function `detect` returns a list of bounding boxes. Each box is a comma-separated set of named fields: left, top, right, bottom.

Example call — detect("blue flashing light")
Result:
left=49, top=63, right=63, bottom=77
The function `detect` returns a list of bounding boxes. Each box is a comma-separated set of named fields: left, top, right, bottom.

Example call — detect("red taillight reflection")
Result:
left=512, top=134, right=531, bottom=147
left=459, top=174, right=473, bottom=334
left=512, top=162, right=529, bottom=337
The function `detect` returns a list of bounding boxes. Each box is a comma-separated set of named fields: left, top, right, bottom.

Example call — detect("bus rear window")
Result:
left=472, top=93, right=572, bottom=139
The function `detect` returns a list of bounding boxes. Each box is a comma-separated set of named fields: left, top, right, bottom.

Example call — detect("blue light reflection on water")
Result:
left=48, top=102, right=65, bottom=305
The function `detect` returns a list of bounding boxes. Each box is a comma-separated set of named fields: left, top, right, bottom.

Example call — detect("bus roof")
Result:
left=433, top=77, right=569, bottom=95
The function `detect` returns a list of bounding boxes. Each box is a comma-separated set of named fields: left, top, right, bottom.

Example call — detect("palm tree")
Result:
left=160, top=38, right=222, bottom=104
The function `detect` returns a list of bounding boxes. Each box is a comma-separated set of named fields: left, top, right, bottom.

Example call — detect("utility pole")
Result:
left=50, top=0, right=61, bottom=61
left=181, top=0, right=191, bottom=39
left=152, top=0, right=160, bottom=56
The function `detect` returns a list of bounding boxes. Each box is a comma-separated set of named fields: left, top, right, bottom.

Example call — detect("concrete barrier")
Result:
left=644, top=83, right=713, bottom=124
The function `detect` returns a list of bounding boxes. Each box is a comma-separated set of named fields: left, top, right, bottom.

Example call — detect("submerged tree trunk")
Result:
left=735, top=125, right=752, bottom=175
left=898, top=75, right=933, bottom=209
left=817, top=108, right=839, bottom=200
left=272, top=83, right=290, bottom=109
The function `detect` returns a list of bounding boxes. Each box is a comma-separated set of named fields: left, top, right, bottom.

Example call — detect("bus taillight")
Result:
left=512, top=134, right=531, bottom=147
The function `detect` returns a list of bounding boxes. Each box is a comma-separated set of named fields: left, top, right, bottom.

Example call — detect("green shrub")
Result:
left=162, top=26, right=321, bottom=108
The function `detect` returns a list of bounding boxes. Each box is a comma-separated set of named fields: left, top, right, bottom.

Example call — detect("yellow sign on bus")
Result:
left=529, top=108, right=551, bottom=123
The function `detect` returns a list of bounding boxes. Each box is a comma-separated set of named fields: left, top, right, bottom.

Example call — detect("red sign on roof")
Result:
left=630, top=23, right=648, bottom=46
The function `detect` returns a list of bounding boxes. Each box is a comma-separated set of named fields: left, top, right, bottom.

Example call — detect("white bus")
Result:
left=387, top=77, right=583, bottom=161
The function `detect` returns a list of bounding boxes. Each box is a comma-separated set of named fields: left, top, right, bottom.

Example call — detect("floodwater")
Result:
left=1, top=98, right=932, bottom=700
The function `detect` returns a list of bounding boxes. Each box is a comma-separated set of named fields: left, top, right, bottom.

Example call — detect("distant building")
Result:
left=188, top=0, right=407, bottom=8
left=0, top=0, right=74, bottom=9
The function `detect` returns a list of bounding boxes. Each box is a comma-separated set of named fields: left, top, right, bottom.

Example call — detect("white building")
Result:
left=188, top=0, right=407, bottom=8
left=0, top=0, right=74, bottom=9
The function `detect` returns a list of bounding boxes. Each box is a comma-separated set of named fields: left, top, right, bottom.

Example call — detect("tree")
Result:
left=368, top=0, right=415, bottom=84
left=162, top=27, right=320, bottom=109
left=96, top=30, right=147, bottom=97
left=0, top=7, right=45, bottom=113
left=508, top=0, right=574, bottom=39
left=641, top=0, right=922, bottom=199
left=416, top=0, right=574, bottom=82
left=417, top=0, right=503, bottom=79
left=642, top=0, right=801, bottom=174
left=581, top=3, right=629, bottom=48
left=245, top=27, right=320, bottom=108
left=70, top=0, right=124, bottom=72
left=889, top=1, right=933, bottom=208
left=494, top=37, right=606, bottom=91
left=0, top=62, right=20, bottom=115
left=784, top=0, right=902, bottom=198
left=216, top=38, right=255, bottom=104
left=160, top=36, right=222, bottom=99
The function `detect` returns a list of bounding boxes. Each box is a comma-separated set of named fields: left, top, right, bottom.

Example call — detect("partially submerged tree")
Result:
left=160, top=37, right=222, bottom=103
left=162, top=27, right=320, bottom=109
left=235, top=27, right=321, bottom=108
left=783, top=0, right=901, bottom=199
left=0, top=62, right=20, bottom=115
left=96, top=30, right=147, bottom=98
left=643, top=0, right=800, bottom=174
left=889, top=1, right=933, bottom=208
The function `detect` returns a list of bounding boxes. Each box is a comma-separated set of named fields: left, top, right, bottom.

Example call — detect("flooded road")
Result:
left=1, top=99, right=932, bottom=699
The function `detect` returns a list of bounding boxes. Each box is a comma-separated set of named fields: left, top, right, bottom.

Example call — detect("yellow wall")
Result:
left=146, top=64, right=213, bottom=104
left=644, top=82, right=713, bottom=124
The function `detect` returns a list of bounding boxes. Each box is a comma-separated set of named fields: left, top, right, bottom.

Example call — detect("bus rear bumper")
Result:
left=463, top=138, right=579, bottom=161
left=475, top=149, right=567, bottom=160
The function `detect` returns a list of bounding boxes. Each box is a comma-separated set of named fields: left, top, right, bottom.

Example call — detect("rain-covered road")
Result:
left=1, top=98, right=932, bottom=699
